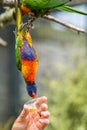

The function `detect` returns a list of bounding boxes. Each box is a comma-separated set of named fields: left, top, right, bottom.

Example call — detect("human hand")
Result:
left=12, top=96, right=50, bottom=130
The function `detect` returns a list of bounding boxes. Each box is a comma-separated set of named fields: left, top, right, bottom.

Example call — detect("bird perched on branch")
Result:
left=19, top=0, right=87, bottom=20
left=15, top=7, right=38, bottom=98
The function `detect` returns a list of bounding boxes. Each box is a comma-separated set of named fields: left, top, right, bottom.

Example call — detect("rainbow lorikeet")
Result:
left=20, top=0, right=87, bottom=18
left=15, top=7, right=38, bottom=98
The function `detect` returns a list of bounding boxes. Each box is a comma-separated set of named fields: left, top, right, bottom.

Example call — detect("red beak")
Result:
left=32, top=92, right=36, bottom=98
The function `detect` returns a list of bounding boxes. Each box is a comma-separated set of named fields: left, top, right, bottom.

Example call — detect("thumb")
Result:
left=17, top=105, right=29, bottom=121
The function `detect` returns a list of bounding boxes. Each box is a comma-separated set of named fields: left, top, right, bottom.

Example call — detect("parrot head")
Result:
left=26, top=83, right=37, bottom=98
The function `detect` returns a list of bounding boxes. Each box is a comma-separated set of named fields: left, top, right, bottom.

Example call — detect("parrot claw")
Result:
left=27, top=19, right=34, bottom=30
left=27, top=12, right=36, bottom=29
left=28, top=12, right=36, bottom=21
left=18, top=19, right=34, bottom=31
left=19, top=12, right=35, bottom=31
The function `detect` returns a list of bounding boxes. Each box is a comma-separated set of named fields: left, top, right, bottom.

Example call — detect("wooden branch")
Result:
left=43, top=14, right=86, bottom=33
left=0, top=10, right=86, bottom=34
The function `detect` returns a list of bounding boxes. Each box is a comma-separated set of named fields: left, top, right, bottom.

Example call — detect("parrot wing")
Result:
left=15, top=6, right=23, bottom=71
left=20, top=0, right=71, bottom=10
left=15, top=36, right=22, bottom=71
left=15, top=48, right=21, bottom=71
left=55, top=5, right=87, bottom=15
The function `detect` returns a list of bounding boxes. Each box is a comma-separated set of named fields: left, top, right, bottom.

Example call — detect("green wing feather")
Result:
left=56, top=5, right=87, bottom=15
left=20, top=0, right=71, bottom=10
left=15, top=35, right=22, bottom=71
left=15, top=8, right=23, bottom=71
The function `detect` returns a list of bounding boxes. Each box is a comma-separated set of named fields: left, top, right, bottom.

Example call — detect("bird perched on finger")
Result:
left=15, top=7, right=38, bottom=98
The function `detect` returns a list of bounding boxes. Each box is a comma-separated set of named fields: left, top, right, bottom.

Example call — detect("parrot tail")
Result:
left=26, top=82, right=37, bottom=98
left=56, top=5, right=87, bottom=15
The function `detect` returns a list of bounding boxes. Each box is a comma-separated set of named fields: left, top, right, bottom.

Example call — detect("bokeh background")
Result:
left=0, top=1, right=87, bottom=130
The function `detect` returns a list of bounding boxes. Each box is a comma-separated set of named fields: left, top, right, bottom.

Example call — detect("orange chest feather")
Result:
left=21, top=59, right=38, bottom=82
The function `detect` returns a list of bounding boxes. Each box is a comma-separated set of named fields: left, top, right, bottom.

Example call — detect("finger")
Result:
left=18, top=105, right=29, bottom=121
left=31, top=105, right=49, bottom=122
left=40, top=103, right=48, bottom=111
left=37, top=118, right=50, bottom=130
left=38, top=103, right=48, bottom=115
left=41, top=111, right=50, bottom=118
left=31, top=112, right=40, bottom=122
left=35, top=96, right=47, bottom=108
left=31, top=110, right=50, bottom=122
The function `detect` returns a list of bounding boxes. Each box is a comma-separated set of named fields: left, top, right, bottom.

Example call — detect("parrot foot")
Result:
left=19, top=20, right=33, bottom=31
left=18, top=12, right=36, bottom=31
left=27, top=12, right=36, bottom=29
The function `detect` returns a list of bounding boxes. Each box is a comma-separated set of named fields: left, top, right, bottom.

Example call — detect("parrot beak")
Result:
left=31, top=92, right=36, bottom=98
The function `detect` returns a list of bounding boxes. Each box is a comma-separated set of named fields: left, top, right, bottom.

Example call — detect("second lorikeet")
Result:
left=20, top=0, right=71, bottom=16
left=20, top=0, right=87, bottom=19
left=15, top=7, right=38, bottom=98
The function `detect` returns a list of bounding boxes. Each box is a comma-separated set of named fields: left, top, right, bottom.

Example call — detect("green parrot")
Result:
left=19, top=0, right=87, bottom=19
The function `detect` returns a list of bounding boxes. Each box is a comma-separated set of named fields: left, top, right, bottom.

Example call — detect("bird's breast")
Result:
left=21, top=59, right=38, bottom=82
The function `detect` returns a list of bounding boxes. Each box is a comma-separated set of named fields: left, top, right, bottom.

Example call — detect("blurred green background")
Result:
left=0, top=3, right=87, bottom=130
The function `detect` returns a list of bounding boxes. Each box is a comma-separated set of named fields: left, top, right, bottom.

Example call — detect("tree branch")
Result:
left=43, top=14, right=86, bottom=33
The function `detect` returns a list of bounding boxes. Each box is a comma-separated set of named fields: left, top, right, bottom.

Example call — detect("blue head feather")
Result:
left=26, top=82, right=37, bottom=98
